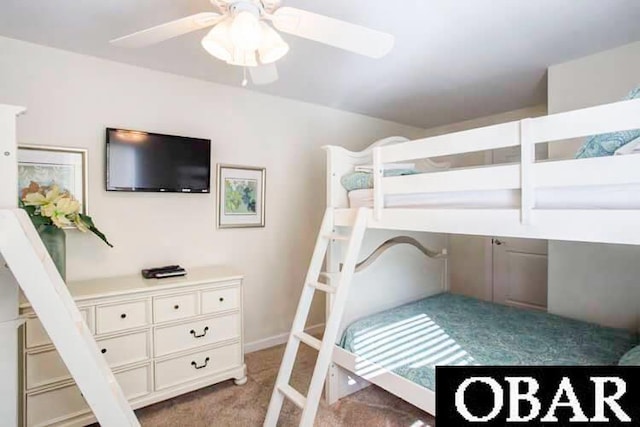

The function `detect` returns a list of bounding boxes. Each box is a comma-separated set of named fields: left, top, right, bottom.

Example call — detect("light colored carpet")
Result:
left=136, top=342, right=435, bottom=426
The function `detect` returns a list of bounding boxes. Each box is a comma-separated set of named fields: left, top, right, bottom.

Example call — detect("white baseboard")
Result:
left=245, top=323, right=325, bottom=354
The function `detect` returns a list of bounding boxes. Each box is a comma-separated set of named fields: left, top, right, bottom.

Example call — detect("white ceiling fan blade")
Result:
left=249, top=63, right=279, bottom=85
left=261, top=0, right=283, bottom=14
left=271, top=7, right=394, bottom=59
left=110, top=12, right=223, bottom=48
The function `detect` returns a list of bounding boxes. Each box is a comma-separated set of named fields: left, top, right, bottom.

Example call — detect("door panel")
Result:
left=493, top=237, right=548, bottom=311
left=448, top=234, right=493, bottom=302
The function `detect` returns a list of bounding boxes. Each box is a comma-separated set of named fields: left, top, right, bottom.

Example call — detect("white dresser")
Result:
left=19, top=265, right=246, bottom=427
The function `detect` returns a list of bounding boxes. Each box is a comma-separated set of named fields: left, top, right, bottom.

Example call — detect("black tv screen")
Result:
left=106, top=128, right=211, bottom=193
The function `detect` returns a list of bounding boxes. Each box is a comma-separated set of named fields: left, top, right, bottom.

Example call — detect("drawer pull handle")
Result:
left=219, top=297, right=224, bottom=302
left=101, top=348, right=107, bottom=354
left=120, top=313, right=127, bottom=319
left=190, top=326, right=209, bottom=338
left=174, top=304, right=180, bottom=310
left=191, top=357, right=210, bottom=370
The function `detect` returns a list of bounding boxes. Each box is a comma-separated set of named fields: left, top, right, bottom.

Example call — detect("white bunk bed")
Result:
left=321, top=99, right=640, bottom=416
left=265, top=99, right=640, bottom=426
left=326, top=99, right=640, bottom=245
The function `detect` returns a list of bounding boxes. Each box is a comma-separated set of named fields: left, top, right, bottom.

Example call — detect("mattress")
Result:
left=348, top=183, right=640, bottom=209
left=338, top=293, right=636, bottom=391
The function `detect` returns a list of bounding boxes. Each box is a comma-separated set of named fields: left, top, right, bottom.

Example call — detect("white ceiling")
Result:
left=1, top=0, right=640, bottom=128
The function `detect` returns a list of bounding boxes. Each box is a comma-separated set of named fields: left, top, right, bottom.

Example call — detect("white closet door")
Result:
left=492, top=238, right=548, bottom=311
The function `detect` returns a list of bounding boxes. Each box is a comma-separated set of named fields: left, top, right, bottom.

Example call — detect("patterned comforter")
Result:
left=339, top=293, right=636, bottom=391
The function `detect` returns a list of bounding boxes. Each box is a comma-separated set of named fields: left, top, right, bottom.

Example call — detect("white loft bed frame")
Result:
left=323, top=98, right=640, bottom=416
left=0, top=105, right=139, bottom=426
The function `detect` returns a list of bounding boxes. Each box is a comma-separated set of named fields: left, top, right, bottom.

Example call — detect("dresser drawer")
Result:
left=25, top=349, right=72, bottom=391
left=25, top=364, right=151, bottom=427
left=25, top=308, right=93, bottom=349
left=25, top=330, right=150, bottom=390
left=26, top=380, right=88, bottom=427
left=154, top=313, right=240, bottom=357
left=201, top=287, right=239, bottom=314
left=97, top=330, right=150, bottom=369
left=155, top=343, right=240, bottom=390
left=153, top=292, right=198, bottom=323
left=115, top=363, right=152, bottom=401
left=96, top=300, right=149, bottom=335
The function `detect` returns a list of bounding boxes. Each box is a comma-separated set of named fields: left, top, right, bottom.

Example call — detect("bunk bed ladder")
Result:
left=0, top=209, right=140, bottom=426
left=264, top=207, right=368, bottom=427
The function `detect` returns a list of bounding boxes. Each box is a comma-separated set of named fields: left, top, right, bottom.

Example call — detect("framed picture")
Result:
left=217, top=164, right=266, bottom=228
left=17, top=145, right=89, bottom=215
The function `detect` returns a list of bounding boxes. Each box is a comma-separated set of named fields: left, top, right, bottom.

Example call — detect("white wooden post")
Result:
left=0, top=105, right=26, bottom=427
left=441, top=249, right=449, bottom=292
left=520, top=118, right=535, bottom=225
left=372, top=147, right=383, bottom=220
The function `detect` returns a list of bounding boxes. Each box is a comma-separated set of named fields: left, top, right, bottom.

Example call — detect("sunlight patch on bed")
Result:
left=352, top=314, right=433, bottom=345
left=353, top=322, right=441, bottom=357
left=350, top=315, right=475, bottom=379
left=352, top=314, right=432, bottom=340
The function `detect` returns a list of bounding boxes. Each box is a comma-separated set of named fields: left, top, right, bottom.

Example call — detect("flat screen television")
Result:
left=106, top=128, right=211, bottom=193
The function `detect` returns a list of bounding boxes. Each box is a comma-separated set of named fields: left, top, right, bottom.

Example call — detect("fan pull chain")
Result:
left=242, top=67, right=248, bottom=87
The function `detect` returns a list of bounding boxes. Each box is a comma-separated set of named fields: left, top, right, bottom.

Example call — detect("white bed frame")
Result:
left=324, top=98, right=640, bottom=416
left=0, top=105, right=139, bottom=426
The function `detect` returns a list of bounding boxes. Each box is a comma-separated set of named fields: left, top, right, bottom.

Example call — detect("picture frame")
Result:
left=17, top=145, right=89, bottom=215
left=217, top=164, right=266, bottom=229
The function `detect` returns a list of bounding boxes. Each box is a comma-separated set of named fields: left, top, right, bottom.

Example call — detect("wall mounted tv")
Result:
left=106, top=128, right=211, bottom=193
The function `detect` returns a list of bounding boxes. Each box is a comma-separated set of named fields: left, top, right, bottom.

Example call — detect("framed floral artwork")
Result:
left=217, top=164, right=266, bottom=228
left=18, top=145, right=89, bottom=215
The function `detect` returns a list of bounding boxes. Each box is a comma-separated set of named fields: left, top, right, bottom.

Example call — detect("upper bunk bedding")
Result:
left=337, top=91, right=640, bottom=211
left=338, top=293, right=636, bottom=391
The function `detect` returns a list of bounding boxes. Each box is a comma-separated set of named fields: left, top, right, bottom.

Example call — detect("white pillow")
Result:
left=614, top=137, right=640, bottom=156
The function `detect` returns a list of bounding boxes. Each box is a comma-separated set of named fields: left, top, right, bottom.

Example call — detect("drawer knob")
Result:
left=120, top=313, right=127, bottom=319
left=190, top=326, right=209, bottom=338
left=191, top=357, right=210, bottom=370
left=101, top=348, right=107, bottom=354
left=219, top=297, right=224, bottom=302
left=174, top=304, right=180, bottom=310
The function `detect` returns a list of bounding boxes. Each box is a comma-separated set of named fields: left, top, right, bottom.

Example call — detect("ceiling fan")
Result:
left=110, top=0, right=394, bottom=85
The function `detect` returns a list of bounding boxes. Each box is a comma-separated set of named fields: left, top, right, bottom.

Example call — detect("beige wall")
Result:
left=547, top=41, right=640, bottom=330
left=0, top=36, right=425, bottom=347
left=548, top=40, right=640, bottom=159
left=423, top=106, right=547, bottom=136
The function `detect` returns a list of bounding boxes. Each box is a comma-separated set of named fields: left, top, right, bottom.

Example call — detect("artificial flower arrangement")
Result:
left=19, top=181, right=112, bottom=247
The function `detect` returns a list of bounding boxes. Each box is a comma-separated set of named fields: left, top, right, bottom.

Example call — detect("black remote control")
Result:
left=147, top=265, right=180, bottom=273
left=141, top=265, right=185, bottom=279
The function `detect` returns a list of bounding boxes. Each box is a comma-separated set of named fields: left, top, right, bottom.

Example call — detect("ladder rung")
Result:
left=308, top=282, right=336, bottom=293
left=294, top=331, right=322, bottom=350
left=323, top=233, right=349, bottom=241
left=278, top=384, right=306, bottom=409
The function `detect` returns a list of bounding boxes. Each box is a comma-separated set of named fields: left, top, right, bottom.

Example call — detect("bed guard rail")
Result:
left=372, top=98, right=640, bottom=224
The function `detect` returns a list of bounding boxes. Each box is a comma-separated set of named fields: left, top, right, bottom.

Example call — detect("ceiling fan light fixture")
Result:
left=201, top=19, right=233, bottom=62
left=230, top=11, right=262, bottom=51
left=258, top=22, right=289, bottom=64
left=227, top=47, right=258, bottom=67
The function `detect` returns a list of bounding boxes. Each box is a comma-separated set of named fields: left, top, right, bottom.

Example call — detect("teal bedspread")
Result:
left=338, top=293, right=636, bottom=391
